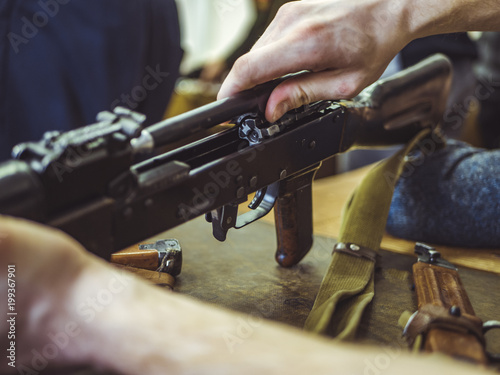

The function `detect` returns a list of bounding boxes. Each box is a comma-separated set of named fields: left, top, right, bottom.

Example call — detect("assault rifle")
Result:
left=0, top=54, right=451, bottom=267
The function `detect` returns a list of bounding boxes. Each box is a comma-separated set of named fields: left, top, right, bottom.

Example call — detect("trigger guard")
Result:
left=235, top=182, right=279, bottom=229
left=248, top=186, right=267, bottom=209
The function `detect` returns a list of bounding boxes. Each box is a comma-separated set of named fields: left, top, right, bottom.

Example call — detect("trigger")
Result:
left=210, top=204, right=238, bottom=242
left=235, top=182, right=280, bottom=229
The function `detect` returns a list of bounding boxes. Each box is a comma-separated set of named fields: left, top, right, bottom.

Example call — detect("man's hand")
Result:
left=218, top=0, right=500, bottom=123
left=218, top=0, right=412, bottom=122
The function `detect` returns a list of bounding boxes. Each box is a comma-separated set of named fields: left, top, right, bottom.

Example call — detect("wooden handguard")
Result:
left=412, top=262, right=488, bottom=364
left=274, top=164, right=320, bottom=267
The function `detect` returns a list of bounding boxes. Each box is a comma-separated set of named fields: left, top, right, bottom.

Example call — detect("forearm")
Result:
left=1, top=217, right=495, bottom=375
left=406, top=0, right=500, bottom=38
left=0, top=218, right=83, bottom=359
left=80, top=268, right=494, bottom=375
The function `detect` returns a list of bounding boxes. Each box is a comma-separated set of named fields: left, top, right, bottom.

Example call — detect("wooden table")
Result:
left=161, top=216, right=500, bottom=350
left=162, top=164, right=500, bottom=352
left=55, top=164, right=500, bottom=374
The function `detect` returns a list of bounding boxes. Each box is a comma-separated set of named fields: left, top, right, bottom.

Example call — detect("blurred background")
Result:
left=2, top=0, right=499, bottom=170
left=170, top=1, right=497, bottom=176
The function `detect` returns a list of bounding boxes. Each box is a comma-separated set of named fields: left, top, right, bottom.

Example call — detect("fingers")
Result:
left=218, top=39, right=303, bottom=100
left=217, top=30, right=337, bottom=99
left=218, top=1, right=335, bottom=100
left=264, top=69, right=373, bottom=122
left=219, top=48, right=380, bottom=123
left=217, top=0, right=402, bottom=122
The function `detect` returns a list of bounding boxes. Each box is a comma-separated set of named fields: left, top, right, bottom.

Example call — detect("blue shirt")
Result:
left=0, top=0, right=182, bottom=160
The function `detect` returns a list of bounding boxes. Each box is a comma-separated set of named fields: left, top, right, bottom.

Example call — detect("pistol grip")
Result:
left=274, top=165, right=319, bottom=267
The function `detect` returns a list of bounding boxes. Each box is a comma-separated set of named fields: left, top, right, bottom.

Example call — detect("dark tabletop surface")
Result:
left=46, top=216, right=500, bottom=374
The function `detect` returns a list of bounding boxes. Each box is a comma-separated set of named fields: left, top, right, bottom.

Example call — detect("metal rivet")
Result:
left=309, top=140, right=316, bottom=149
left=335, top=242, right=347, bottom=250
left=280, top=169, right=287, bottom=179
left=449, top=306, right=461, bottom=317
left=429, top=250, right=440, bottom=264
left=236, top=187, right=245, bottom=199
left=226, top=217, right=232, bottom=225
left=350, top=244, right=360, bottom=251
left=249, top=176, right=258, bottom=188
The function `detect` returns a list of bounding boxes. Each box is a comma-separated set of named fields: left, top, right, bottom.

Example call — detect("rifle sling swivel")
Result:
left=332, top=242, right=377, bottom=263
left=403, top=304, right=486, bottom=347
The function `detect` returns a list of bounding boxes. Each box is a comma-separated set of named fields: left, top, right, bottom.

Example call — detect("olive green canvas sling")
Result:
left=304, top=129, right=441, bottom=339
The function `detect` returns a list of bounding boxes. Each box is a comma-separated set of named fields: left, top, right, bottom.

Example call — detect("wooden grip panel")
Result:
left=412, top=262, right=487, bottom=364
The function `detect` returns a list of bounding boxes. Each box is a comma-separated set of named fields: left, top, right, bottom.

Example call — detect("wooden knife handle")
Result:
left=111, top=244, right=158, bottom=271
left=412, top=262, right=487, bottom=364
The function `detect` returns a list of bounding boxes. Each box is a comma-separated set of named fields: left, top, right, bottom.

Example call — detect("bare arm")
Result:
left=218, top=0, right=500, bottom=123
left=0, top=216, right=496, bottom=374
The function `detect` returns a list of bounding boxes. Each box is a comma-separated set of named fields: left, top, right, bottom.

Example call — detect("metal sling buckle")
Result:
left=483, top=320, right=500, bottom=362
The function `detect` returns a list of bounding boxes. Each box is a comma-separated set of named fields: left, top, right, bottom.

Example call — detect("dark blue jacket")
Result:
left=0, top=0, right=182, bottom=160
